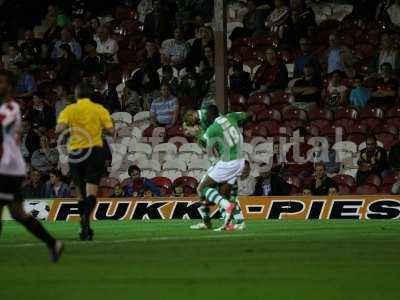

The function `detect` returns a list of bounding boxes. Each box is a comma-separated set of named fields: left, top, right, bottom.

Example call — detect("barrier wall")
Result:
left=3, top=196, right=400, bottom=221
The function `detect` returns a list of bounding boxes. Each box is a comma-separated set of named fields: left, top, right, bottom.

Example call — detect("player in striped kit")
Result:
left=0, top=71, right=63, bottom=262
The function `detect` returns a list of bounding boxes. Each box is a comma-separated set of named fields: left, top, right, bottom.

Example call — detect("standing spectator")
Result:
left=293, top=37, right=321, bottom=79
left=28, top=93, right=55, bottom=129
left=51, top=27, right=82, bottom=60
left=143, top=39, right=161, bottom=70
left=44, top=170, right=71, bottom=198
left=22, top=170, right=46, bottom=198
left=238, top=161, right=256, bottom=196
left=229, top=62, right=252, bottom=98
left=160, top=65, right=179, bottom=96
left=199, top=46, right=214, bottom=74
left=253, top=47, right=289, bottom=93
left=72, top=17, right=92, bottom=46
left=371, top=33, right=400, bottom=76
left=143, top=0, right=173, bottom=42
left=1, top=44, right=23, bottom=70
left=325, top=33, right=355, bottom=75
left=13, top=62, right=37, bottom=98
left=22, top=121, right=41, bottom=160
left=160, top=27, right=189, bottom=69
left=322, top=70, right=348, bottom=110
left=253, top=163, right=292, bottom=196
left=371, top=63, right=399, bottom=108
left=242, top=0, right=268, bottom=35
left=358, top=135, right=388, bottom=176
left=93, top=73, right=120, bottom=113
left=290, top=0, right=316, bottom=40
left=137, top=0, right=153, bottom=23
left=124, top=165, right=161, bottom=197
left=187, top=26, right=214, bottom=67
left=54, top=82, right=70, bottom=119
left=349, top=75, right=371, bottom=108
left=291, top=63, right=322, bottom=110
left=307, top=163, right=337, bottom=196
left=31, top=136, right=59, bottom=175
left=20, top=30, right=41, bottom=63
left=82, top=40, right=103, bottom=77
left=94, top=25, right=119, bottom=63
left=265, top=0, right=294, bottom=48
left=54, top=44, right=81, bottom=86
left=150, top=84, right=179, bottom=128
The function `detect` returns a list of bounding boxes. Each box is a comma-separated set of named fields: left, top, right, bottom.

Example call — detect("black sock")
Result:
left=22, top=217, right=56, bottom=248
left=81, top=196, right=96, bottom=230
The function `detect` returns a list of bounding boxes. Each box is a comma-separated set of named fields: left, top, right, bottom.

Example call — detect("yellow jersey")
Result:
left=57, top=98, right=113, bottom=151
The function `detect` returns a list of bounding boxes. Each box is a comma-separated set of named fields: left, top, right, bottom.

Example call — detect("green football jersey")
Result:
left=201, top=112, right=249, bottom=162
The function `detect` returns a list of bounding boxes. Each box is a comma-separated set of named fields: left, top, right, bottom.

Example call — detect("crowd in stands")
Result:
left=2, top=0, right=400, bottom=198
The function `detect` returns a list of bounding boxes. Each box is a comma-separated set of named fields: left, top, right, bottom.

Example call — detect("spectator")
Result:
left=20, top=30, right=41, bottom=63
left=94, top=25, right=119, bottom=63
left=93, top=73, right=120, bottom=113
left=160, top=27, right=189, bottom=69
left=22, top=170, right=46, bottom=198
left=371, top=63, right=399, bottom=108
left=253, top=163, right=292, bottom=196
left=160, top=65, right=179, bottom=96
left=290, top=0, right=316, bottom=40
left=82, top=40, right=103, bottom=77
left=253, top=47, right=289, bottom=93
left=28, top=93, right=55, bottom=129
left=112, top=183, right=125, bottom=197
left=143, top=39, right=161, bottom=70
left=229, top=62, right=252, bottom=98
left=13, top=62, right=37, bottom=98
left=238, top=161, right=256, bottom=196
left=186, top=26, right=214, bottom=67
left=51, top=27, right=82, bottom=60
left=199, top=46, right=214, bottom=74
left=391, top=169, right=400, bottom=194
left=358, top=135, right=388, bottom=176
left=325, top=33, right=355, bottom=75
left=308, top=163, right=337, bottom=196
left=22, top=120, right=41, bottom=160
left=72, top=16, right=92, bottom=46
left=124, top=165, right=161, bottom=197
left=371, top=33, right=400, bottom=76
left=1, top=44, right=23, bottom=70
left=242, top=0, right=268, bottom=35
left=173, top=183, right=185, bottom=197
left=143, top=0, right=173, bottom=42
left=349, top=75, right=371, bottom=108
left=54, top=43, right=81, bottom=86
left=293, top=37, right=322, bottom=79
left=44, top=170, right=71, bottom=198
left=291, top=63, right=322, bottom=110
left=131, top=62, right=160, bottom=102
left=386, top=0, right=400, bottom=28
left=265, top=0, right=294, bottom=47
left=150, top=83, right=179, bottom=128
left=356, top=160, right=372, bottom=186
left=53, top=82, right=70, bottom=119
left=137, top=0, right=153, bottom=23
left=123, top=79, right=143, bottom=116
left=328, top=186, right=338, bottom=196
left=322, top=70, right=348, bottom=110
left=352, top=0, right=380, bottom=25
left=178, top=65, right=205, bottom=101
left=31, top=136, right=59, bottom=175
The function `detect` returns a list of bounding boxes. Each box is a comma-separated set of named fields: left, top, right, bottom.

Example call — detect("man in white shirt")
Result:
left=94, top=25, right=119, bottom=63
left=160, top=27, right=189, bottom=69
left=237, top=160, right=256, bottom=195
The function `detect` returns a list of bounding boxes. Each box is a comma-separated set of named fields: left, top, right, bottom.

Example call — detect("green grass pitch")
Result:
left=0, top=220, right=399, bottom=300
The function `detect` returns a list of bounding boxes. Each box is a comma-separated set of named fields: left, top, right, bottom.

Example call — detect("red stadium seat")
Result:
left=346, top=133, right=365, bottom=145
left=376, top=132, right=396, bottom=149
left=152, top=177, right=173, bottom=196
left=230, top=104, right=245, bottom=112
left=338, top=184, right=353, bottom=195
left=259, top=120, right=281, bottom=136
left=378, top=124, right=398, bottom=136
left=282, top=119, right=305, bottom=130
left=99, top=177, right=120, bottom=188
left=308, top=107, right=333, bottom=121
left=335, top=107, right=359, bottom=121
left=229, top=94, right=246, bottom=105
left=247, top=123, right=268, bottom=138
left=348, top=123, right=367, bottom=134
left=173, top=176, right=198, bottom=195
left=247, top=104, right=266, bottom=116
left=356, top=185, right=379, bottom=195
left=383, top=175, right=397, bottom=185
left=269, top=91, right=290, bottom=105
left=333, top=119, right=357, bottom=134
left=281, top=107, right=308, bottom=122
left=386, top=117, right=400, bottom=128
left=303, top=176, right=314, bottom=189
left=257, top=109, right=282, bottom=122
left=167, top=125, right=185, bottom=139
left=362, top=118, right=382, bottom=130
left=379, top=184, right=393, bottom=194
left=359, top=107, right=384, bottom=120
left=248, top=93, right=270, bottom=105
left=333, top=175, right=356, bottom=187
left=305, top=125, right=320, bottom=137
left=309, top=119, right=331, bottom=132
left=386, top=107, right=400, bottom=118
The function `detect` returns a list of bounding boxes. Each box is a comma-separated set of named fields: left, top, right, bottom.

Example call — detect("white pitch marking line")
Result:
left=0, top=233, right=260, bottom=248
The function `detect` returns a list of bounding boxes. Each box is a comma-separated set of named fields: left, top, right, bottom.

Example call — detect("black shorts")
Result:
left=69, top=147, right=106, bottom=188
left=0, top=174, right=24, bottom=204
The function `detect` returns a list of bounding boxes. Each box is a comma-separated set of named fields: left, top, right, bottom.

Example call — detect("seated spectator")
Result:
left=325, top=33, right=356, bottom=75
left=94, top=25, right=119, bottom=63
left=131, top=62, right=160, bottom=100
left=20, top=30, right=41, bottom=63
left=358, top=135, right=388, bottom=176
left=265, top=0, right=294, bottom=47
left=291, top=63, right=322, bottom=110
left=82, top=40, right=103, bottom=78
left=160, top=27, right=189, bottom=69
left=253, top=163, right=291, bottom=196
left=143, top=39, right=161, bottom=70
left=150, top=84, right=179, bottom=128
left=112, top=184, right=125, bottom=197
left=356, top=160, right=372, bottom=186
left=54, top=43, right=81, bottom=85
left=349, top=75, right=371, bottom=108
left=21, top=120, right=41, bottom=160
left=229, top=62, right=252, bottom=98
left=307, top=163, right=338, bottom=196
left=13, top=62, right=37, bottom=98
left=51, top=27, right=82, bottom=60
left=293, top=37, right=321, bottom=79
left=31, top=136, right=59, bottom=175
left=124, top=165, right=161, bottom=197
left=93, top=73, right=120, bottom=113
left=253, top=47, right=289, bottom=93
left=238, top=161, right=256, bottom=196
left=1, top=44, right=23, bottom=70
left=53, top=82, right=70, bottom=119
left=143, top=0, right=173, bottom=42
left=178, top=65, right=206, bottom=101
left=386, top=0, right=400, bottom=28
left=199, top=46, right=214, bottom=74
left=371, top=63, right=399, bottom=108
left=44, top=170, right=71, bottom=198
left=173, top=183, right=185, bottom=197
left=322, top=70, right=348, bottom=110
left=123, top=79, right=143, bottom=116
left=160, top=65, right=179, bottom=96
left=72, top=16, right=92, bottom=46
left=27, top=93, right=55, bottom=129
left=371, top=33, right=400, bottom=76
left=22, top=170, right=46, bottom=198
left=186, top=26, right=214, bottom=67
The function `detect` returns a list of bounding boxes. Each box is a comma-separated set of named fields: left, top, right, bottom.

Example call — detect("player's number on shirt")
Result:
left=216, top=117, right=239, bottom=147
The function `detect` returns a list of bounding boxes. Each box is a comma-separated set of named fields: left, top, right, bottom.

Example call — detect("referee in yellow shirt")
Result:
left=56, top=82, right=114, bottom=241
